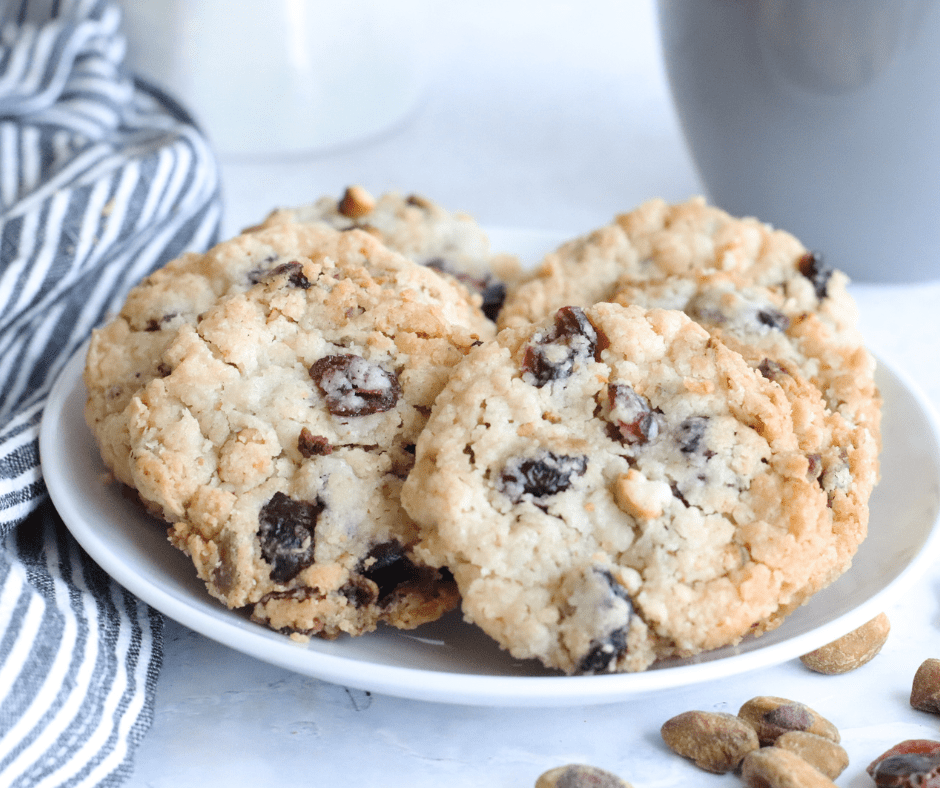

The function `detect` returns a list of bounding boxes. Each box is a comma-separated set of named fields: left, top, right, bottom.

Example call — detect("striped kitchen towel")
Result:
left=0, top=1, right=222, bottom=785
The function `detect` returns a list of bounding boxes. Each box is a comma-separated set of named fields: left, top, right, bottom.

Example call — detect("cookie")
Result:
left=84, top=223, right=494, bottom=490
left=402, top=302, right=858, bottom=673
left=252, top=185, right=521, bottom=321
left=501, top=197, right=854, bottom=331
left=609, top=273, right=880, bottom=578
left=499, top=196, right=880, bottom=440
left=86, top=225, right=495, bottom=638
left=612, top=271, right=880, bottom=443
left=498, top=197, right=881, bottom=570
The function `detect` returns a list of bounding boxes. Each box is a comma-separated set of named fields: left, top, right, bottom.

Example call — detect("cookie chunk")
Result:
left=402, top=303, right=860, bottom=674
left=87, top=226, right=495, bottom=638
left=84, top=223, right=493, bottom=489
left=253, top=185, right=521, bottom=321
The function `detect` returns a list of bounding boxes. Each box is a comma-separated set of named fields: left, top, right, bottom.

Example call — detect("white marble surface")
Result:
left=125, top=2, right=940, bottom=785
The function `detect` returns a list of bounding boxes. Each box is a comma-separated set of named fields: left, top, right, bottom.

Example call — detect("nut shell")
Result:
left=660, top=710, right=759, bottom=773
left=799, top=613, right=890, bottom=674
left=775, top=731, right=849, bottom=779
left=741, top=747, right=838, bottom=788
left=534, top=764, right=632, bottom=788
left=911, top=659, right=940, bottom=713
left=738, top=696, right=840, bottom=745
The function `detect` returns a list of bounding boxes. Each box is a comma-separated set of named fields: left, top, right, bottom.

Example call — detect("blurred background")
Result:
left=119, top=0, right=701, bottom=239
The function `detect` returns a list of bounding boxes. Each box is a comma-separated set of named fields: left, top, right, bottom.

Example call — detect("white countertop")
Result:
left=125, top=2, right=940, bottom=785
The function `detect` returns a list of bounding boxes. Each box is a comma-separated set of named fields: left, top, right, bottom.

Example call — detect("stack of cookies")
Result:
left=83, top=188, right=880, bottom=674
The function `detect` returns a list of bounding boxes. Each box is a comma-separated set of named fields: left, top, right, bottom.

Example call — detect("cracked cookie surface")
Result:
left=498, top=198, right=881, bottom=584
left=86, top=225, right=493, bottom=638
left=402, top=303, right=861, bottom=674
left=84, top=223, right=493, bottom=490
left=499, top=196, right=881, bottom=443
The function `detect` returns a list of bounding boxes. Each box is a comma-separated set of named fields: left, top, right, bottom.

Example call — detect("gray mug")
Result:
left=657, top=0, right=940, bottom=282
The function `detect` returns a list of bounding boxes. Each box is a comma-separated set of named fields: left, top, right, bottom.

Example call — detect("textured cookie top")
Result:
left=254, top=185, right=521, bottom=320
left=402, top=303, right=855, bottom=674
left=112, top=241, right=492, bottom=638
left=611, top=272, right=880, bottom=440
left=499, top=196, right=880, bottom=450
left=500, top=196, right=856, bottom=334
left=84, top=223, right=494, bottom=487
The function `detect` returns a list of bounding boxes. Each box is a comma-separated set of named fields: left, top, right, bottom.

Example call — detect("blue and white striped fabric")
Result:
left=0, top=0, right=222, bottom=785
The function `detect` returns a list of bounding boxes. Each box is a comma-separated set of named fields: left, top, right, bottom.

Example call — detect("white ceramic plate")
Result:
left=40, top=228, right=940, bottom=707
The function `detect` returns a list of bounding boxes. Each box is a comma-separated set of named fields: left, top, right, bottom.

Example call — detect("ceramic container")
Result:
left=657, top=0, right=940, bottom=282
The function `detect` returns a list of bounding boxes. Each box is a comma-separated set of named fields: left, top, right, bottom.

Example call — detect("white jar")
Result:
left=119, top=0, right=430, bottom=158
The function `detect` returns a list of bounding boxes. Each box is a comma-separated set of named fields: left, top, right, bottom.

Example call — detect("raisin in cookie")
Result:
left=84, top=223, right=494, bottom=490
left=252, top=185, right=521, bottom=320
left=87, top=227, right=495, bottom=638
left=402, top=303, right=861, bottom=674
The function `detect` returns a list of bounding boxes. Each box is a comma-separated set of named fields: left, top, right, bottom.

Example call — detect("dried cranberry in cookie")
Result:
left=257, top=492, right=322, bottom=583
left=608, top=383, right=661, bottom=445
left=498, top=450, right=589, bottom=504
left=107, top=224, right=491, bottom=640
left=797, top=251, right=834, bottom=300
left=403, top=302, right=864, bottom=674
left=566, top=565, right=635, bottom=674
